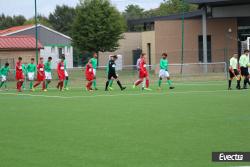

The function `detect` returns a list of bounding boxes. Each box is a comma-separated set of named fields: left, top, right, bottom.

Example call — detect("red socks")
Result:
left=33, top=82, right=40, bottom=88
left=34, top=81, right=46, bottom=90
left=86, top=81, right=92, bottom=90
left=42, top=82, right=46, bottom=90
left=146, top=79, right=149, bottom=88
left=135, top=79, right=143, bottom=86
left=16, top=81, right=23, bottom=91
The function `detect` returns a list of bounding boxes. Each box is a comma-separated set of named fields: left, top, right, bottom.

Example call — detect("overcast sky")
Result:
left=0, top=0, right=163, bottom=19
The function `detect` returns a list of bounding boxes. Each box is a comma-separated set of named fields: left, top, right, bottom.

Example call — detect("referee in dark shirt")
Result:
left=105, top=55, right=126, bottom=91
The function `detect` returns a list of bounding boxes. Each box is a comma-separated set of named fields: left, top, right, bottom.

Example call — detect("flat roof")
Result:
left=128, top=10, right=203, bottom=25
left=186, top=0, right=250, bottom=6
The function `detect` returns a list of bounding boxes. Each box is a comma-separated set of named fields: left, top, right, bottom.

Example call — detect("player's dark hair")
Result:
left=18, top=57, right=22, bottom=60
left=48, top=57, right=52, bottom=60
left=40, top=57, right=43, bottom=60
left=141, top=53, right=146, bottom=57
left=113, top=55, right=118, bottom=59
left=61, top=55, right=65, bottom=60
left=162, top=53, right=168, bottom=57
left=31, top=58, right=35, bottom=61
left=244, top=49, right=249, bottom=53
left=5, top=62, right=9, bottom=66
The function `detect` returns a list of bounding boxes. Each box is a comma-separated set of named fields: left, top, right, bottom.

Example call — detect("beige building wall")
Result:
left=141, top=31, right=156, bottom=65
left=0, top=50, right=40, bottom=68
left=99, top=32, right=142, bottom=66
left=155, top=18, right=238, bottom=64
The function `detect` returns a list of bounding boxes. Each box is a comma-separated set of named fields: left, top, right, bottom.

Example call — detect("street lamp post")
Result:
left=35, top=0, right=38, bottom=64
left=180, top=0, right=185, bottom=75
left=225, top=28, right=232, bottom=80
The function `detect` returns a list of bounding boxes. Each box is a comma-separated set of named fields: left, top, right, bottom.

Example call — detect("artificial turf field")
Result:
left=0, top=81, right=249, bottom=167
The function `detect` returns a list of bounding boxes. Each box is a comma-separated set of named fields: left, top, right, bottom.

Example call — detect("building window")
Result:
left=51, top=46, right=55, bottom=53
left=67, top=47, right=70, bottom=53
left=147, top=43, right=152, bottom=66
left=198, top=35, right=212, bottom=63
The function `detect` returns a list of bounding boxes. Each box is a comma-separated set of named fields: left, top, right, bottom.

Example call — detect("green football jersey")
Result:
left=64, top=61, right=67, bottom=71
left=44, top=61, right=52, bottom=72
left=27, top=63, right=36, bottom=73
left=0, top=66, right=10, bottom=76
left=160, top=58, right=169, bottom=71
left=22, top=64, right=27, bottom=74
left=91, top=58, right=98, bottom=69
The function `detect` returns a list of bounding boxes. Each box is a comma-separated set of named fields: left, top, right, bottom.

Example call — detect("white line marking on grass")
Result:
left=1, top=81, right=227, bottom=92
left=0, top=89, right=248, bottom=99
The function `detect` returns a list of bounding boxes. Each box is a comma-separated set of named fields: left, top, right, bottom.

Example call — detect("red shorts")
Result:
left=37, top=75, right=45, bottom=82
left=139, top=71, right=148, bottom=78
left=58, top=74, right=65, bottom=81
left=16, top=72, right=24, bottom=80
left=86, top=75, right=94, bottom=81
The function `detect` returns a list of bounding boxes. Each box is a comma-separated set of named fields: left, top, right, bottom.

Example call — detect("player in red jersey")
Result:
left=85, top=59, right=94, bottom=91
left=133, top=53, right=151, bottom=91
left=57, top=57, right=65, bottom=91
left=16, top=57, right=24, bottom=92
left=33, top=57, right=46, bottom=91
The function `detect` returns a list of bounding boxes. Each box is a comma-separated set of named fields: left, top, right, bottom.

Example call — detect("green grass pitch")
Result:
left=0, top=81, right=249, bottom=167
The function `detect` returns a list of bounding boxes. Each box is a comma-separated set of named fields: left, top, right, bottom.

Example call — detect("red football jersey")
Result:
left=139, top=58, right=147, bottom=73
left=16, top=62, right=23, bottom=74
left=85, top=63, right=94, bottom=77
left=37, top=63, right=45, bottom=81
left=15, top=61, right=24, bottom=80
left=57, top=62, right=65, bottom=79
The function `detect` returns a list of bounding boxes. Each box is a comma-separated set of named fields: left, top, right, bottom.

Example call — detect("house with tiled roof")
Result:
left=0, top=24, right=73, bottom=69
left=0, top=36, right=43, bottom=68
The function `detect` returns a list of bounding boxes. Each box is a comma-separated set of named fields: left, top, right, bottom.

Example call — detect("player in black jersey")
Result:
left=105, top=55, right=126, bottom=91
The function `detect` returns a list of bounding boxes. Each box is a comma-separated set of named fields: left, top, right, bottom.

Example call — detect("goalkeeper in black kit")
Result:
left=105, top=55, right=126, bottom=91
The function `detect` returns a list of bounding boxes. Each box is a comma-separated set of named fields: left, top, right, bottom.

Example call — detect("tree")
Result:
left=49, top=5, right=76, bottom=36
left=72, top=0, right=125, bottom=53
left=13, top=15, right=26, bottom=26
left=0, top=14, right=26, bottom=30
left=123, top=4, right=144, bottom=20
left=145, top=0, right=197, bottom=17
left=24, top=15, right=52, bottom=27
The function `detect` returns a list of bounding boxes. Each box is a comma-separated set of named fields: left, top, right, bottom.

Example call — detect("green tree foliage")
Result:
left=49, top=5, right=76, bottom=36
left=24, top=15, right=52, bottom=28
left=0, top=14, right=26, bottom=30
left=144, top=0, right=197, bottom=17
left=72, top=0, right=125, bottom=53
left=123, top=4, right=144, bottom=20
left=123, top=0, right=197, bottom=20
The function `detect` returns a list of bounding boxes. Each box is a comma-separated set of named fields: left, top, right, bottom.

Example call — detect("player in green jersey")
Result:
left=27, top=58, right=36, bottom=91
left=91, top=52, right=98, bottom=90
left=22, top=63, right=28, bottom=90
left=158, top=53, right=174, bottom=90
left=0, top=62, right=10, bottom=90
left=45, top=57, right=53, bottom=89
left=63, top=55, right=69, bottom=90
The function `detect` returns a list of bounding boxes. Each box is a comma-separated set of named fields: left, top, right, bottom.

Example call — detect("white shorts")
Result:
left=65, top=70, right=69, bottom=77
left=93, top=69, right=96, bottom=76
left=1, top=75, right=6, bottom=82
left=159, top=69, right=170, bottom=78
left=45, top=72, right=52, bottom=80
left=28, top=72, right=35, bottom=81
